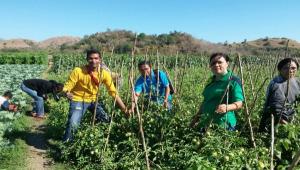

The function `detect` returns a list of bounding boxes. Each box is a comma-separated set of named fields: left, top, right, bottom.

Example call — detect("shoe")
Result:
left=34, top=115, right=47, bottom=120
left=95, top=116, right=111, bottom=123
left=31, top=112, right=37, bottom=117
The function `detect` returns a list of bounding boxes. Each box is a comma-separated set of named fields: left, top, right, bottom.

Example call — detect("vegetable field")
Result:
left=45, top=53, right=300, bottom=169
left=0, top=64, right=45, bottom=156
left=1, top=52, right=300, bottom=169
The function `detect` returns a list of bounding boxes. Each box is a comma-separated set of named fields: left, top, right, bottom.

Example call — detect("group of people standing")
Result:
left=1, top=49, right=299, bottom=142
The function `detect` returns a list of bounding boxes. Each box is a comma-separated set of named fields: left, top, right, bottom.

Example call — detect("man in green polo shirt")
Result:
left=190, top=53, right=244, bottom=131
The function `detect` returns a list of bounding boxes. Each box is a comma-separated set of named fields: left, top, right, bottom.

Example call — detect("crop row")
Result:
left=0, top=52, right=47, bottom=64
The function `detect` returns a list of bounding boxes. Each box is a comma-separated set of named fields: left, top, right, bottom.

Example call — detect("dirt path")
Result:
left=25, top=118, right=53, bottom=170
left=25, top=55, right=55, bottom=170
left=41, top=55, right=53, bottom=79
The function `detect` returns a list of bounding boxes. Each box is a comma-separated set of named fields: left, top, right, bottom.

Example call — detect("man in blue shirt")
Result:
left=130, top=61, right=172, bottom=112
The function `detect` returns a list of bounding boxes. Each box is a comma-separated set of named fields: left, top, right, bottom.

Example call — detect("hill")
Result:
left=0, top=39, right=36, bottom=49
left=63, top=30, right=229, bottom=54
left=1, top=31, right=300, bottom=56
left=0, top=36, right=80, bottom=49
left=63, top=30, right=300, bottom=56
left=38, top=36, right=80, bottom=48
left=246, top=37, right=300, bottom=48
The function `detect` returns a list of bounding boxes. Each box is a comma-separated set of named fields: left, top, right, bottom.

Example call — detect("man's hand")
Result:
left=163, top=100, right=168, bottom=108
left=215, top=104, right=228, bottom=114
left=8, top=104, right=17, bottom=112
left=128, top=108, right=134, bottom=115
left=66, top=92, right=73, bottom=100
left=279, top=118, right=288, bottom=124
left=123, top=108, right=131, bottom=118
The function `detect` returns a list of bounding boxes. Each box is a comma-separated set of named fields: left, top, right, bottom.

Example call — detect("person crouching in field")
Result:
left=190, top=53, right=244, bottom=132
left=259, top=58, right=300, bottom=132
left=0, top=91, right=17, bottom=112
left=62, top=49, right=129, bottom=142
left=21, top=79, right=63, bottom=118
left=129, top=61, right=173, bottom=113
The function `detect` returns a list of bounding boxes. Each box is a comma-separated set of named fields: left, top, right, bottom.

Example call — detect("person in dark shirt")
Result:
left=259, top=58, right=300, bottom=132
left=20, top=79, right=63, bottom=118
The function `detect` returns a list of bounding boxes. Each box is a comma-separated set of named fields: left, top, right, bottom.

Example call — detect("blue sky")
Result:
left=1, top=0, right=300, bottom=43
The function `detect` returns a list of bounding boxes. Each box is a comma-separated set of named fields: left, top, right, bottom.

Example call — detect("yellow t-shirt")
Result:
left=63, top=66, right=117, bottom=102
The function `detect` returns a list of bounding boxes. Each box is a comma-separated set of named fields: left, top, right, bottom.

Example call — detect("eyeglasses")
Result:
left=210, top=61, right=224, bottom=66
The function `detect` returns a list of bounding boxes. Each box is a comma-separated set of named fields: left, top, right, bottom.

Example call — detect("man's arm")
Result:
left=1, top=101, right=17, bottom=112
left=115, top=95, right=128, bottom=113
left=163, top=85, right=170, bottom=108
left=62, top=68, right=79, bottom=100
left=63, top=68, right=79, bottom=91
left=215, top=79, right=244, bottom=114
left=1, top=101, right=9, bottom=111
left=215, top=101, right=243, bottom=114
left=159, top=71, right=171, bottom=107
left=129, top=92, right=140, bottom=113
left=129, top=76, right=143, bottom=114
left=102, top=70, right=129, bottom=116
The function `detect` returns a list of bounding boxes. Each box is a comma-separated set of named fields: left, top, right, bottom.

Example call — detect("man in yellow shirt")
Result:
left=63, top=49, right=128, bottom=142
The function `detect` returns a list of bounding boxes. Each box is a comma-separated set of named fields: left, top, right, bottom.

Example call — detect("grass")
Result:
left=0, top=139, right=28, bottom=170
left=0, top=113, right=70, bottom=170
left=49, top=163, right=70, bottom=170
left=0, top=115, right=32, bottom=169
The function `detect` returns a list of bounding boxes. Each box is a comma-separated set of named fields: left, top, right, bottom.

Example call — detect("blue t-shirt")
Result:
left=0, top=100, right=9, bottom=111
left=134, top=70, right=172, bottom=103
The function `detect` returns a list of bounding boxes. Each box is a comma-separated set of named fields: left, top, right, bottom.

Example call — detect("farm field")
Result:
left=0, top=52, right=299, bottom=169
left=0, top=64, right=45, bottom=162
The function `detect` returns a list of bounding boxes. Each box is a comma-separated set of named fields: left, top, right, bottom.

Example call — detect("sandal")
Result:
left=31, top=112, right=37, bottom=117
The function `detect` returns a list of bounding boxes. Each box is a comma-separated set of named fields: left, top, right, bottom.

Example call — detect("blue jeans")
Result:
left=63, top=101, right=110, bottom=142
left=20, top=83, right=44, bottom=116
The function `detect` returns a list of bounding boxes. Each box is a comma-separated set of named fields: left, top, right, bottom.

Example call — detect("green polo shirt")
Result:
left=199, top=71, right=244, bottom=128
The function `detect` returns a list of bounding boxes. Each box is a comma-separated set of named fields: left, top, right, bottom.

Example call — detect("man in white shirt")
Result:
left=0, top=91, right=17, bottom=112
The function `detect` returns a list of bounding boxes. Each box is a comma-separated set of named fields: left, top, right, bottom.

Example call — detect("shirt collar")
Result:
left=213, top=70, right=232, bottom=81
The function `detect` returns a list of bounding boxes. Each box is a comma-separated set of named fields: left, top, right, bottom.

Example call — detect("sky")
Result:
left=1, top=0, right=300, bottom=43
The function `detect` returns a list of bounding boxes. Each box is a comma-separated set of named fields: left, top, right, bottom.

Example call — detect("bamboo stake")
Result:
left=156, top=50, right=160, bottom=100
left=284, top=40, right=290, bottom=58
left=141, top=48, right=149, bottom=113
left=288, top=149, right=300, bottom=170
left=246, top=63, right=255, bottom=99
left=108, top=46, right=114, bottom=67
left=102, top=65, right=120, bottom=157
left=92, top=65, right=104, bottom=127
left=177, top=54, right=188, bottom=99
left=129, top=75, right=151, bottom=170
left=145, top=53, right=155, bottom=111
left=126, top=33, right=138, bottom=105
left=240, top=77, right=268, bottom=132
left=270, top=114, right=274, bottom=170
left=174, top=51, right=178, bottom=93
left=278, top=41, right=291, bottom=123
left=237, top=54, right=256, bottom=148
